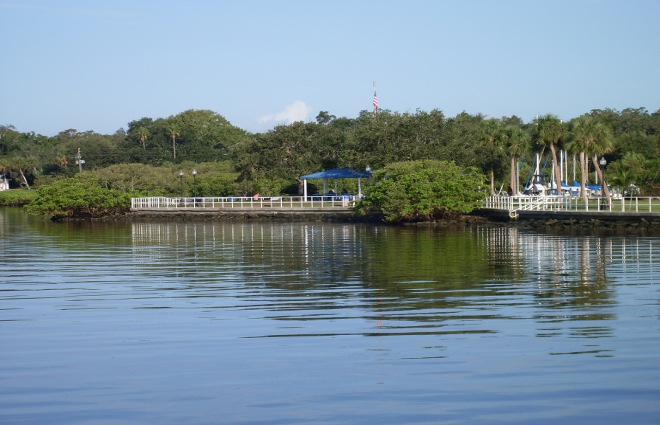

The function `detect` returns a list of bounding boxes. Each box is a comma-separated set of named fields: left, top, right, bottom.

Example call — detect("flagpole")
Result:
left=372, top=81, right=378, bottom=116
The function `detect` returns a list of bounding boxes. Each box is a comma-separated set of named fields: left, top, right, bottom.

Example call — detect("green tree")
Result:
left=123, top=117, right=157, bottom=163
left=53, top=130, right=120, bottom=170
left=175, top=109, right=249, bottom=162
left=479, top=119, right=505, bottom=195
left=566, top=116, right=596, bottom=200
left=0, top=125, right=20, bottom=156
left=8, top=154, right=37, bottom=189
left=504, top=125, right=530, bottom=195
left=533, top=114, right=565, bottom=196
left=316, top=111, right=336, bottom=125
left=0, top=130, right=53, bottom=188
left=234, top=122, right=323, bottom=189
left=25, top=177, right=132, bottom=219
left=589, top=124, right=616, bottom=206
left=607, top=152, right=646, bottom=191
left=123, top=111, right=249, bottom=165
left=352, top=110, right=404, bottom=168
left=167, top=124, right=180, bottom=160
left=589, top=107, right=658, bottom=163
left=136, top=126, right=149, bottom=150
left=569, top=115, right=616, bottom=204
left=350, top=109, right=447, bottom=169
left=440, top=112, right=485, bottom=168
left=355, top=160, right=486, bottom=223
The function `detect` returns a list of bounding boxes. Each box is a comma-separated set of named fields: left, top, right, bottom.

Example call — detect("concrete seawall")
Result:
left=128, top=207, right=660, bottom=230
left=475, top=208, right=660, bottom=229
left=128, top=208, right=376, bottom=222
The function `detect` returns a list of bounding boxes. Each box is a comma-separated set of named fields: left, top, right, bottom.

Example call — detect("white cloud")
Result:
left=258, top=100, right=312, bottom=125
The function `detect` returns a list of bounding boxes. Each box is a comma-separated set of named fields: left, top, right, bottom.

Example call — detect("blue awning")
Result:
left=300, top=168, right=371, bottom=180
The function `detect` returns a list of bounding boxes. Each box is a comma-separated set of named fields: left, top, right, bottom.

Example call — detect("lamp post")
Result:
left=179, top=171, right=184, bottom=199
left=599, top=157, right=608, bottom=208
left=599, top=157, right=607, bottom=188
left=192, top=169, right=197, bottom=202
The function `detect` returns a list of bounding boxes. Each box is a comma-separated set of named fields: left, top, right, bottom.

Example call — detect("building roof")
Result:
left=300, top=168, right=372, bottom=180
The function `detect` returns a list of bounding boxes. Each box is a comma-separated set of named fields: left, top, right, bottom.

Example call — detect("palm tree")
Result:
left=567, top=116, right=616, bottom=205
left=589, top=124, right=616, bottom=207
left=167, top=125, right=180, bottom=160
left=8, top=154, right=35, bottom=189
left=566, top=117, right=593, bottom=200
left=136, top=126, right=149, bottom=150
left=480, top=119, right=504, bottom=195
left=505, top=126, right=530, bottom=195
left=533, top=114, right=565, bottom=196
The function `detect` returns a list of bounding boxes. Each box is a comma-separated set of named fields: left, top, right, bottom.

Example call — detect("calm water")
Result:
left=1, top=208, right=659, bottom=425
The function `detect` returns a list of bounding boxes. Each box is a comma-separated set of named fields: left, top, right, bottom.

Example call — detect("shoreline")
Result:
left=124, top=208, right=660, bottom=233
left=8, top=204, right=660, bottom=232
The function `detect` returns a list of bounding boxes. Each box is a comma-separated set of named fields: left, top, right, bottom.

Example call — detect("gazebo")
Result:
left=299, top=168, right=372, bottom=200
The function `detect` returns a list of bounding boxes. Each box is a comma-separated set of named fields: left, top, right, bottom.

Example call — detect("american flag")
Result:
left=372, top=90, right=378, bottom=115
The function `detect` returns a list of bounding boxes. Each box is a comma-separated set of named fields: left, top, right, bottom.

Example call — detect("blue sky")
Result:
left=1, top=0, right=659, bottom=136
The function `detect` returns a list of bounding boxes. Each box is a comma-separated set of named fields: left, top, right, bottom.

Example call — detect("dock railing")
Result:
left=484, top=195, right=660, bottom=214
left=131, top=195, right=357, bottom=210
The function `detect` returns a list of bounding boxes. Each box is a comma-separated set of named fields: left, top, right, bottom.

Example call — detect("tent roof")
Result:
left=300, top=168, right=371, bottom=180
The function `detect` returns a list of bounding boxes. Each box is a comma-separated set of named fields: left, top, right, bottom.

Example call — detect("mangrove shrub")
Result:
left=355, top=160, right=487, bottom=222
left=25, top=177, right=132, bottom=220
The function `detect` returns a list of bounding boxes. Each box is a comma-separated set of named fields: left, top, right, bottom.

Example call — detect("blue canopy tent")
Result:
left=299, top=168, right=372, bottom=200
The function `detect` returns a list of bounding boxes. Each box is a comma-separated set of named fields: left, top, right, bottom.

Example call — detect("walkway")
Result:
left=131, top=195, right=356, bottom=212
left=481, top=195, right=660, bottom=223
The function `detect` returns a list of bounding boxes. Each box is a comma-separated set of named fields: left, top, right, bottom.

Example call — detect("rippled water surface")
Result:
left=1, top=208, right=659, bottom=424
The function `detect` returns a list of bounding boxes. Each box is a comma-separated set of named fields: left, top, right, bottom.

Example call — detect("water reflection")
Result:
left=128, top=221, right=657, bottom=350
left=2, top=209, right=660, bottom=425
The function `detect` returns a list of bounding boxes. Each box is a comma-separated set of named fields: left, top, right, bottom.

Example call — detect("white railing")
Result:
left=484, top=195, right=660, bottom=214
left=131, top=195, right=357, bottom=210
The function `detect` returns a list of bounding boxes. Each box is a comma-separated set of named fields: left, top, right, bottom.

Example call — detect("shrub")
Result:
left=0, top=189, right=37, bottom=206
left=355, top=160, right=487, bottom=222
left=24, top=177, right=132, bottom=219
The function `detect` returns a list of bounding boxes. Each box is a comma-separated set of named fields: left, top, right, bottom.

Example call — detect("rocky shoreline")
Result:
left=121, top=208, right=660, bottom=233
left=31, top=206, right=660, bottom=234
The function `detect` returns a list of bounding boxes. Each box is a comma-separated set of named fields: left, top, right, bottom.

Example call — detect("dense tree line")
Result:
left=1, top=106, right=659, bottom=197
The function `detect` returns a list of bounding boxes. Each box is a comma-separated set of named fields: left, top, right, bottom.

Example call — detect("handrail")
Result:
left=131, top=195, right=357, bottom=210
left=484, top=195, right=660, bottom=214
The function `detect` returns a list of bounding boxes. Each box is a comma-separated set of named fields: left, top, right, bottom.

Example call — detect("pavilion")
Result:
left=299, top=168, right=372, bottom=200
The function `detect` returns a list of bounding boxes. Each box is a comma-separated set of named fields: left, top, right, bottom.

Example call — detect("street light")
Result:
left=179, top=171, right=184, bottom=199
left=192, top=169, right=197, bottom=200
left=599, top=157, right=607, bottom=187
left=599, top=157, right=608, bottom=209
